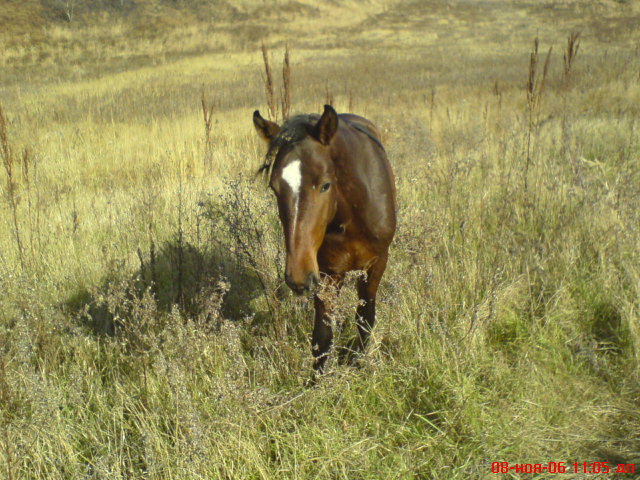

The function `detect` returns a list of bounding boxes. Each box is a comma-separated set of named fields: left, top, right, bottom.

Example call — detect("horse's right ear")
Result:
left=310, top=104, right=338, bottom=146
left=253, top=110, right=280, bottom=141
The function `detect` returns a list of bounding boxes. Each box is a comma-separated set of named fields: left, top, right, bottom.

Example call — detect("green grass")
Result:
left=1, top=0, right=640, bottom=478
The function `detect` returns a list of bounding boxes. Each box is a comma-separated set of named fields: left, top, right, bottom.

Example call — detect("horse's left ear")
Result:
left=253, top=110, right=280, bottom=141
left=311, top=104, right=338, bottom=145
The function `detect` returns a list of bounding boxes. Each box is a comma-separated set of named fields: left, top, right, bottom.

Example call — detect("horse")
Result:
left=253, top=104, right=396, bottom=375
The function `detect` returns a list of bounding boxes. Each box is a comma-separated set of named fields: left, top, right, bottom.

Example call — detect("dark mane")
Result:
left=257, top=114, right=320, bottom=176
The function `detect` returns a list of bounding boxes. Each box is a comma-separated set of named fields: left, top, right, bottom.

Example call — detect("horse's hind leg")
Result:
left=355, top=253, right=388, bottom=354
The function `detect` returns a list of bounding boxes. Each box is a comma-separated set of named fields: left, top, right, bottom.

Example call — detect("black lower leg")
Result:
left=311, top=296, right=333, bottom=374
left=355, top=297, right=376, bottom=352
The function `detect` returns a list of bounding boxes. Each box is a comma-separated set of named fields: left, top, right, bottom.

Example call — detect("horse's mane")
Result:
left=257, top=114, right=320, bottom=176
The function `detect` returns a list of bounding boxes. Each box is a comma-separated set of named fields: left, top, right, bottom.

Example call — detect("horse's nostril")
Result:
left=285, top=273, right=318, bottom=295
left=306, top=273, right=319, bottom=291
left=285, top=274, right=306, bottom=295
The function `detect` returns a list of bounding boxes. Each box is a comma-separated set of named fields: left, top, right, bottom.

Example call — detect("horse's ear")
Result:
left=253, top=110, right=280, bottom=141
left=310, top=104, right=338, bottom=145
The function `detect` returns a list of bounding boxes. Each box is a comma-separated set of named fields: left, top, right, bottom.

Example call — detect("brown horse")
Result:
left=253, top=105, right=396, bottom=374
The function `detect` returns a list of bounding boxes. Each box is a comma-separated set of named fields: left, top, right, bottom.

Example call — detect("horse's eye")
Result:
left=320, top=182, right=331, bottom=193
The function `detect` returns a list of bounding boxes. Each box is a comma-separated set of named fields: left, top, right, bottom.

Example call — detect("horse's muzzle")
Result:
left=285, top=272, right=319, bottom=296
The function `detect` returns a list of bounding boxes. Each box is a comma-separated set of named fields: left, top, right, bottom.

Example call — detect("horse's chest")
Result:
left=318, top=232, right=377, bottom=275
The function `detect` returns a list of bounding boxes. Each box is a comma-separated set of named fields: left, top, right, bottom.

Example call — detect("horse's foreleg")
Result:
left=355, top=253, right=388, bottom=353
left=311, top=295, right=333, bottom=374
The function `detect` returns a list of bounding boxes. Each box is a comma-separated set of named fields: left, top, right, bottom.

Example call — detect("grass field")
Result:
left=1, top=0, right=640, bottom=478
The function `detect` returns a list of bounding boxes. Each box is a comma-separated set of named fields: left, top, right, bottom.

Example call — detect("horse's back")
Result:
left=336, top=113, right=396, bottom=248
left=339, top=114, right=384, bottom=146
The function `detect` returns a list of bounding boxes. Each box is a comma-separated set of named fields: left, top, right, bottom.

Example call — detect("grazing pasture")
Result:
left=1, top=0, right=639, bottom=478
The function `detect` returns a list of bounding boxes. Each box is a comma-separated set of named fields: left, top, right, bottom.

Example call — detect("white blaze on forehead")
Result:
left=281, top=159, right=302, bottom=195
left=281, top=159, right=302, bottom=238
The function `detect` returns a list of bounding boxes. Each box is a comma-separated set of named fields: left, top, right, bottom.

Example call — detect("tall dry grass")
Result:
left=1, top=0, right=639, bottom=478
left=524, top=38, right=552, bottom=192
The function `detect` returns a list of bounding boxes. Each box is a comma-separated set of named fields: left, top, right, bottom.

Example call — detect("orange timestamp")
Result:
left=491, top=461, right=636, bottom=475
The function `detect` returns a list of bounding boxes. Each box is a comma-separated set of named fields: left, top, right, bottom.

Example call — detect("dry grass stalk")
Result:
left=2, top=417, right=14, bottom=480
left=429, top=86, right=436, bottom=123
left=261, top=44, right=293, bottom=122
left=149, top=237, right=158, bottom=298
left=527, top=39, right=552, bottom=113
left=62, top=0, right=76, bottom=23
left=493, top=80, right=503, bottom=112
left=0, top=105, right=26, bottom=271
left=560, top=32, right=581, bottom=169
left=20, top=146, right=37, bottom=260
left=0, top=356, right=15, bottom=480
left=0, top=105, right=11, bottom=178
left=201, top=89, right=215, bottom=166
left=563, top=32, right=581, bottom=89
left=325, top=82, right=334, bottom=107
left=261, top=43, right=277, bottom=121
left=281, top=45, right=292, bottom=121
left=176, top=156, right=185, bottom=309
left=525, top=38, right=552, bottom=192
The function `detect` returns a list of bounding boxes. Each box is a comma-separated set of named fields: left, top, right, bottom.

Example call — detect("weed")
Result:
left=261, top=43, right=277, bottom=122
left=200, top=89, right=215, bottom=167
left=524, top=37, right=552, bottom=193
left=281, top=44, right=292, bottom=121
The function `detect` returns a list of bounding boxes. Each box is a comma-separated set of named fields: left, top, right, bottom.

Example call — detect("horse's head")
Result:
left=254, top=105, right=339, bottom=295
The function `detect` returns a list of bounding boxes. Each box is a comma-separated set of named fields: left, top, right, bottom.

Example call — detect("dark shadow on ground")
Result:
left=64, top=235, right=275, bottom=336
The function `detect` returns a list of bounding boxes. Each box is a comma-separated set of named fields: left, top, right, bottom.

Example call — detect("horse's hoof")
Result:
left=349, top=355, right=365, bottom=369
left=305, top=372, right=319, bottom=388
